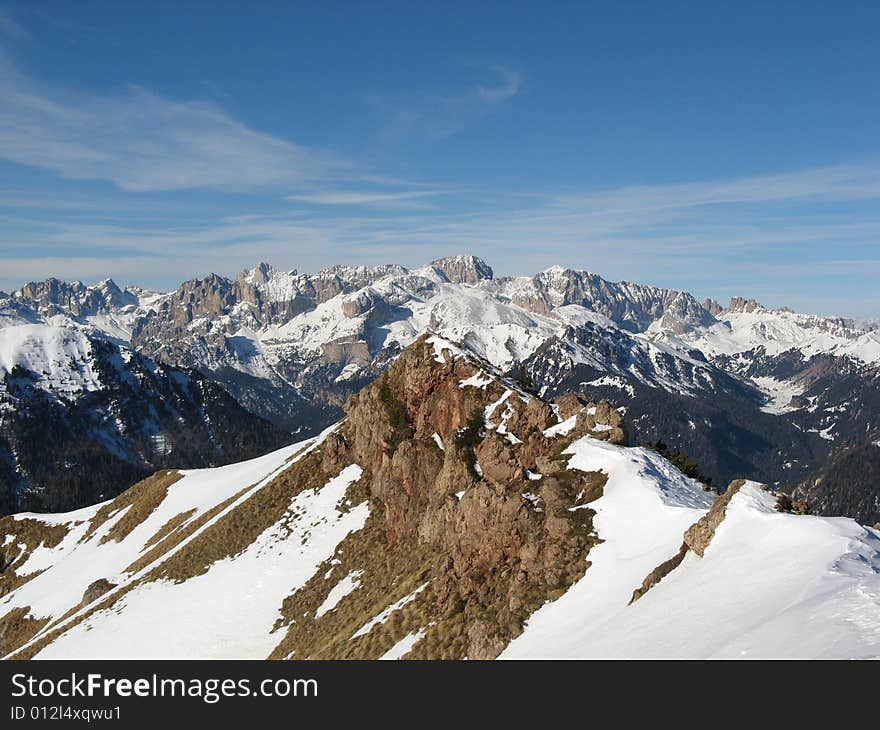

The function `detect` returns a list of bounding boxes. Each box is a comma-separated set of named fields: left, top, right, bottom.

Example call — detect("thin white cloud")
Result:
left=550, top=163, right=880, bottom=214
left=287, top=189, right=448, bottom=206
left=0, top=54, right=347, bottom=192
left=478, top=66, right=520, bottom=103
left=2, top=139, right=880, bottom=315
left=368, top=65, right=521, bottom=140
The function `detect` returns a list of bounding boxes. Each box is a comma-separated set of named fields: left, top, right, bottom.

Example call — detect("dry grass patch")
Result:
left=80, top=470, right=182, bottom=545
left=269, top=506, right=438, bottom=660
left=0, top=606, right=49, bottom=657
left=0, top=517, right=70, bottom=596
left=124, top=484, right=252, bottom=575
left=140, top=508, right=197, bottom=552
left=150, top=449, right=340, bottom=583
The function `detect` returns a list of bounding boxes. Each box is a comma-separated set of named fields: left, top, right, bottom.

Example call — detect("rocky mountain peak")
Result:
left=427, top=255, right=494, bottom=284
left=306, top=333, right=624, bottom=656
left=726, top=296, right=765, bottom=314
left=340, top=333, right=626, bottom=517
left=94, top=279, right=137, bottom=309
left=655, top=291, right=717, bottom=334
left=13, top=277, right=136, bottom=316
left=237, top=261, right=278, bottom=285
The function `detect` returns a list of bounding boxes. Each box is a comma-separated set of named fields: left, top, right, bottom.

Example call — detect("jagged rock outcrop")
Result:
left=510, top=266, right=715, bottom=333
left=703, top=298, right=723, bottom=317
left=14, top=278, right=137, bottom=318
left=656, top=291, right=717, bottom=334
left=683, top=479, right=747, bottom=556
left=81, top=579, right=116, bottom=606
left=630, top=478, right=753, bottom=603
left=555, top=392, right=586, bottom=420
left=286, top=334, right=612, bottom=658
left=725, top=296, right=764, bottom=314
left=427, top=255, right=494, bottom=284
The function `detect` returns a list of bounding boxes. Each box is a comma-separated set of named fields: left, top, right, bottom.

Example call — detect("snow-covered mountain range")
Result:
left=1, top=255, right=878, bottom=523
left=0, top=280, right=290, bottom=514
left=2, top=335, right=877, bottom=659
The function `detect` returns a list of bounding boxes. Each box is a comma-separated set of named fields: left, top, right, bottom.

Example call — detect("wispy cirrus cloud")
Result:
left=477, top=66, right=520, bottom=103
left=287, top=189, right=452, bottom=207
left=368, top=65, right=521, bottom=141
left=549, top=162, right=880, bottom=214
left=6, top=158, right=880, bottom=314
left=0, top=53, right=349, bottom=192
left=0, top=47, right=492, bottom=206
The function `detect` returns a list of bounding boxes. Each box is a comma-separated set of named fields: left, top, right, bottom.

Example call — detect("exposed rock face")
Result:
left=631, top=478, right=752, bottom=603
left=14, top=278, right=137, bottom=318
left=81, top=578, right=115, bottom=606
left=237, top=261, right=278, bottom=285
left=555, top=392, right=586, bottom=420
left=427, top=255, right=494, bottom=284
left=132, top=272, right=308, bottom=368
left=320, top=339, right=371, bottom=366
left=340, top=288, right=386, bottom=319
left=684, top=479, right=747, bottom=556
left=510, top=266, right=715, bottom=333
left=703, top=298, right=723, bottom=317
left=299, top=334, right=611, bottom=658
left=475, top=434, right=524, bottom=486
left=575, top=401, right=626, bottom=444
left=656, top=291, right=717, bottom=334
left=726, top=296, right=764, bottom=314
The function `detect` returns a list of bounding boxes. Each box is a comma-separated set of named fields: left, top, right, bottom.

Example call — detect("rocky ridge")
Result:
left=1, top=335, right=877, bottom=659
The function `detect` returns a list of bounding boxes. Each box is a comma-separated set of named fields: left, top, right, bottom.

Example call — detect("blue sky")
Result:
left=0, top=1, right=878, bottom=316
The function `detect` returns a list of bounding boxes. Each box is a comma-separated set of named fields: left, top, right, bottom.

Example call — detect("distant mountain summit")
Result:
left=427, top=254, right=494, bottom=283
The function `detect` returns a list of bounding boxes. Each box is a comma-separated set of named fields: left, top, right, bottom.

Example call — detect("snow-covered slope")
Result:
left=29, top=436, right=367, bottom=659
left=0, top=325, right=103, bottom=397
left=1, top=432, right=355, bottom=658
left=0, top=322, right=288, bottom=517
left=502, top=439, right=880, bottom=658
left=6, top=443, right=306, bottom=632
left=661, top=305, right=880, bottom=366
